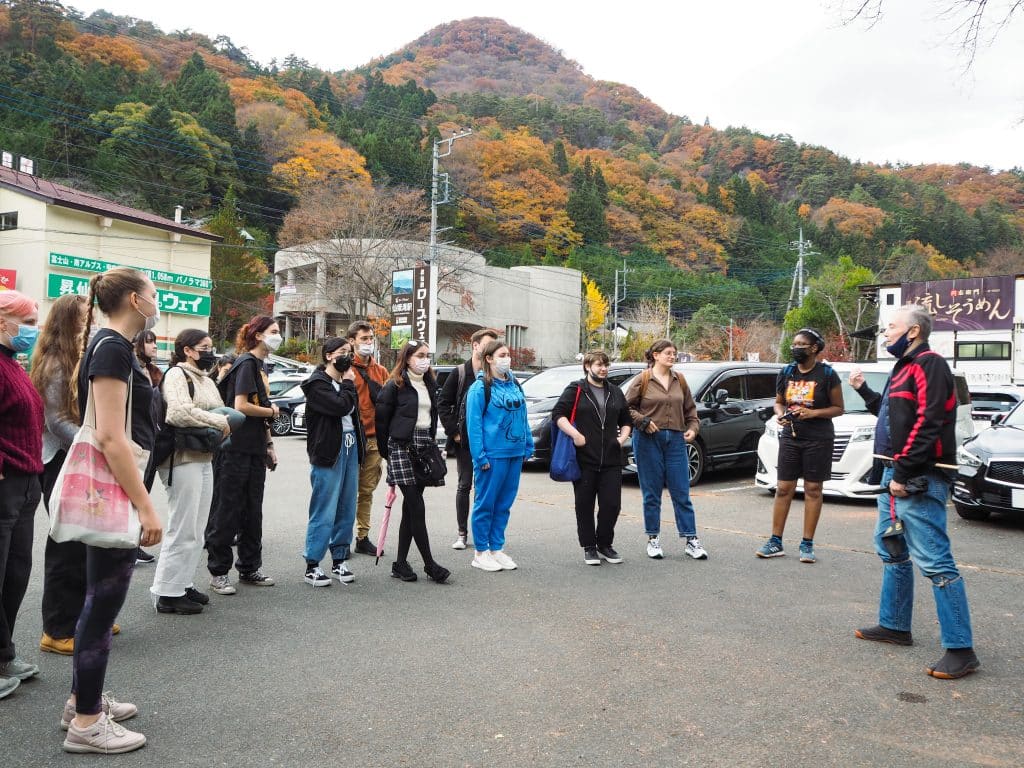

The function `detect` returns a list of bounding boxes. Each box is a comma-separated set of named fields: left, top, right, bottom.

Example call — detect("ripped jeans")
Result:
left=873, top=467, right=974, bottom=649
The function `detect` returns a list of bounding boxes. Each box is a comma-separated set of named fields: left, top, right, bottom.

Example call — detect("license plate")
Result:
left=1013, top=489, right=1024, bottom=509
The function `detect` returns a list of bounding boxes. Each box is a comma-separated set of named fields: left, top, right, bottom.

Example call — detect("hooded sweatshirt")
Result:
left=465, top=371, right=534, bottom=470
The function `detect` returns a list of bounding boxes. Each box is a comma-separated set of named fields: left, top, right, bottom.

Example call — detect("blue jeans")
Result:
left=471, top=457, right=522, bottom=552
left=632, top=429, right=697, bottom=537
left=304, top=432, right=359, bottom=563
left=874, top=467, right=974, bottom=648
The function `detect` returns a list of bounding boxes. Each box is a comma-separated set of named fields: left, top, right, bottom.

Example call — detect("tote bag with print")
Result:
left=49, top=356, right=149, bottom=548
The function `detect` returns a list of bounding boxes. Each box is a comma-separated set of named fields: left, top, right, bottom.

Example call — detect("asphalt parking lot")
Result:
left=4, top=436, right=1024, bottom=767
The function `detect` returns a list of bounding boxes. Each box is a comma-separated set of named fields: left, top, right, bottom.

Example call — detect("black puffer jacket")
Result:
left=375, top=371, right=439, bottom=460
left=550, top=378, right=632, bottom=470
left=301, top=369, right=366, bottom=468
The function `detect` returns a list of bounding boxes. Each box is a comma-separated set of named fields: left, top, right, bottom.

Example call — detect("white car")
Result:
left=755, top=361, right=975, bottom=498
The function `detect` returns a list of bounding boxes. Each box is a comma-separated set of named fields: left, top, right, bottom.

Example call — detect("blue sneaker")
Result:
left=755, top=538, right=784, bottom=558
left=799, top=541, right=816, bottom=563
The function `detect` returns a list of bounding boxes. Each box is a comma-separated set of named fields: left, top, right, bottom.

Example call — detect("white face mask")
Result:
left=411, top=358, right=431, bottom=375
left=494, top=357, right=512, bottom=375
left=263, top=333, right=283, bottom=352
left=358, top=342, right=374, bottom=357
left=136, top=294, right=160, bottom=332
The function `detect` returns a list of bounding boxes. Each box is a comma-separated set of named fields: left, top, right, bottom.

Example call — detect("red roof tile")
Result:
left=0, top=166, right=221, bottom=242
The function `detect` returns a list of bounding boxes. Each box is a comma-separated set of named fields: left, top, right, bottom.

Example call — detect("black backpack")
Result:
left=145, top=366, right=195, bottom=488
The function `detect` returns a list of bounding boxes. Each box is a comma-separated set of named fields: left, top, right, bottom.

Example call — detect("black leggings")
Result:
left=397, top=483, right=434, bottom=566
left=72, top=546, right=135, bottom=715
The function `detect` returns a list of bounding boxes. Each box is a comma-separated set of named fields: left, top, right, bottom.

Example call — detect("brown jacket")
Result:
left=625, top=369, right=700, bottom=435
left=352, top=355, right=389, bottom=436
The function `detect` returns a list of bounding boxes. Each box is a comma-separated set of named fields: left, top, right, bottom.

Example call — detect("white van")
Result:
left=754, top=361, right=974, bottom=498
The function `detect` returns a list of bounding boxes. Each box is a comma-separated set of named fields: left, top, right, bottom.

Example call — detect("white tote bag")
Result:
left=49, top=352, right=150, bottom=549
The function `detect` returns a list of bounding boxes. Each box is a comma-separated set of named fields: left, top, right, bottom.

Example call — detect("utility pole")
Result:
left=776, top=227, right=818, bottom=361
left=729, top=317, right=734, bottom=360
left=665, top=287, right=672, bottom=338
left=612, top=259, right=632, bottom=357
left=429, top=129, right=472, bottom=349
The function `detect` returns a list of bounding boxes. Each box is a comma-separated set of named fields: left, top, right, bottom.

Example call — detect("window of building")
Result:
left=955, top=341, right=1011, bottom=361
left=0, top=211, right=17, bottom=231
left=505, top=324, right=526, bottom=350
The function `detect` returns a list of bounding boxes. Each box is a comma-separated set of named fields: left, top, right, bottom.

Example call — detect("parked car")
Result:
left=755, top=362, right=975, bottom=498
left=953, top=398, right=1024, bottom=520
left=270, top=383, right=306, bottom=436
left=620, top=361, right=784, bottom=484
left=968, top=385, right=1023, bottom=432
left=290, top=401, right=307, bottom=436
left=524, top=362, right=649, bottom=464
left=268, top=371, right=309, bottom=396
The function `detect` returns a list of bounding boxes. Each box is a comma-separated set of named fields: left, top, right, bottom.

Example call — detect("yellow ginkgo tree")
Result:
left=582, top=275, right=610, bottom=346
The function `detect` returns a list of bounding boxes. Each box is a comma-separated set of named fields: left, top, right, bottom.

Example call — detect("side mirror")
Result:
left=715, top=389, right=729, bottom=406
left=991, top=412, right=1006, bottom=425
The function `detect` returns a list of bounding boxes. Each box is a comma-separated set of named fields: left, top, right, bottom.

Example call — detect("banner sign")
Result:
left=902, top=276, right=1015, bottom=331
left=47, top=273, right=210, bottom=317
left=48, top=253, right=213, bottom=291
left=413, top=264, right=431, bottom=347
left=390, top=269, right=413, bottom=349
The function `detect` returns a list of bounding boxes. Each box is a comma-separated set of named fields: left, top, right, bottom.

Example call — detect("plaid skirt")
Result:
left=386, top=428, right=442, bottom=487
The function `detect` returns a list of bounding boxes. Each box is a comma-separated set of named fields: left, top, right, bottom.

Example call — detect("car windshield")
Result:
left=521, top=367, right=584, bottom=400
left=971, top=392, right=1020, bottom=412
left=1003, top=401, right=1024, bottom=427
left=840, top=371, right=889, bottom=413
left=277, top=384, right=304, bottom=399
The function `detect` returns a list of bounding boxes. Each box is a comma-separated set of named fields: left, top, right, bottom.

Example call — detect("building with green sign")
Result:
left=0, top=166, right=220, bottom=356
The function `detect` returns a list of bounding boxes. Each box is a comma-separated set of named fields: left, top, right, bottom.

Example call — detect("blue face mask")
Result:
left=886, top=331, right=911, bottom=358
left=5, top=323, right=38, bottom=353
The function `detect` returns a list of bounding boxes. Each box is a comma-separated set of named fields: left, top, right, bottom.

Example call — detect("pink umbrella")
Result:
left=376, top=484, right=396, bottom=565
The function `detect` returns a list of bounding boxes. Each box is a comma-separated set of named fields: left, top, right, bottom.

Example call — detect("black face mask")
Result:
left=332, top=354, right=353, bottom=373
left=790, top=346, right=812, bottom=364
left=196, top=350, right=217, bottom=371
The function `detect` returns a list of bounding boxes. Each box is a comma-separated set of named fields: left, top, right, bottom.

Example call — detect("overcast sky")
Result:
left=71, top=0, right=1023, bottom=171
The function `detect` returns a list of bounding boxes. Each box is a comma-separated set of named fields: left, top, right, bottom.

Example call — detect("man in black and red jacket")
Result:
left=849, top=304, right=979, bottom=679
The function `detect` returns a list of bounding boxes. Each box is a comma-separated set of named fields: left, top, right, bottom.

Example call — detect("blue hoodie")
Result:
left=466, top=372, right=534, bottom=470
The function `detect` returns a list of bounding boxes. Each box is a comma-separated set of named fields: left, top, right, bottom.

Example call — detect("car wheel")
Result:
left=687, top=440, right=706, bottom=485
left=953, top=502, right=990, bottom=521
left=271, top=412, right=293, bottom=436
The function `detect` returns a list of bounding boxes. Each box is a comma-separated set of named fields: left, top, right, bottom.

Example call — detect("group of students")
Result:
left=0, top=278, right=981, bottom=756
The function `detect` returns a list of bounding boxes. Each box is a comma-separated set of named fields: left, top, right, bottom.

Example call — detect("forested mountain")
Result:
left=1, top=4, right=1021, bottom=357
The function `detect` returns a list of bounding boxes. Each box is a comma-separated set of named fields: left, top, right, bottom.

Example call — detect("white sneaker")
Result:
left=209, top=574, right=236, bottom=595
left=491, top=550, right=517, bottom=570
left=61, top=692, right=138, bottom=731
left=331, top=562, right=355, bottom=584
left=452, top=534, right=467, bottom=550
left=646, top=536, right=664, bottom=559
left=471, top=551, right=502, bottom=572
left=685, top=536, right=709, bottom=560
left=63, top=712, right=146, bottom=754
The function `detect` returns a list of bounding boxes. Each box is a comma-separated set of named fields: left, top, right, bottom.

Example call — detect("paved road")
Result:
left=4, top=437, right=1023, bottom=766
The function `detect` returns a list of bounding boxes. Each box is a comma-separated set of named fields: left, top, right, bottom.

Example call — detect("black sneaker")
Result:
left=391, top=561, right=417, bottom=582
left=583, top=547, right=601, bottom=566
left=303, top=566, right=332, bottom=587
left=156, top=595, right=203, bottom=615
left=355, top=537, right=378, bottom=556
left=424, top=562, right=451, bottom=583
left=238, top=569, right=276, bottom=586
left=184, top=587, right=210, bottom=605
left=855, top=624, right=913, bottom=646
left=135, top=548, right=155, bottom=565
left=597, top=545, right=623, bottom=564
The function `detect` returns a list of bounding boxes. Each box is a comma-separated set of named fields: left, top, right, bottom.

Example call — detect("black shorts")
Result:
left=777, top=437, right=833, bottom=483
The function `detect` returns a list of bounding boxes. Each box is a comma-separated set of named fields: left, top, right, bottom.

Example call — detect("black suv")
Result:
left=524, top=362, right=650, bottom=464
left=621, top=361, right=783, bottom=484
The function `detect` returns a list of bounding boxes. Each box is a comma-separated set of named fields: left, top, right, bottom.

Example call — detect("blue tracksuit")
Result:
left=466, top=373, right=533, bottom=552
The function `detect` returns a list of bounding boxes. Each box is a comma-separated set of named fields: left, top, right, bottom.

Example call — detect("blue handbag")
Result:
left=549, top=385, right=582, bottom=482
